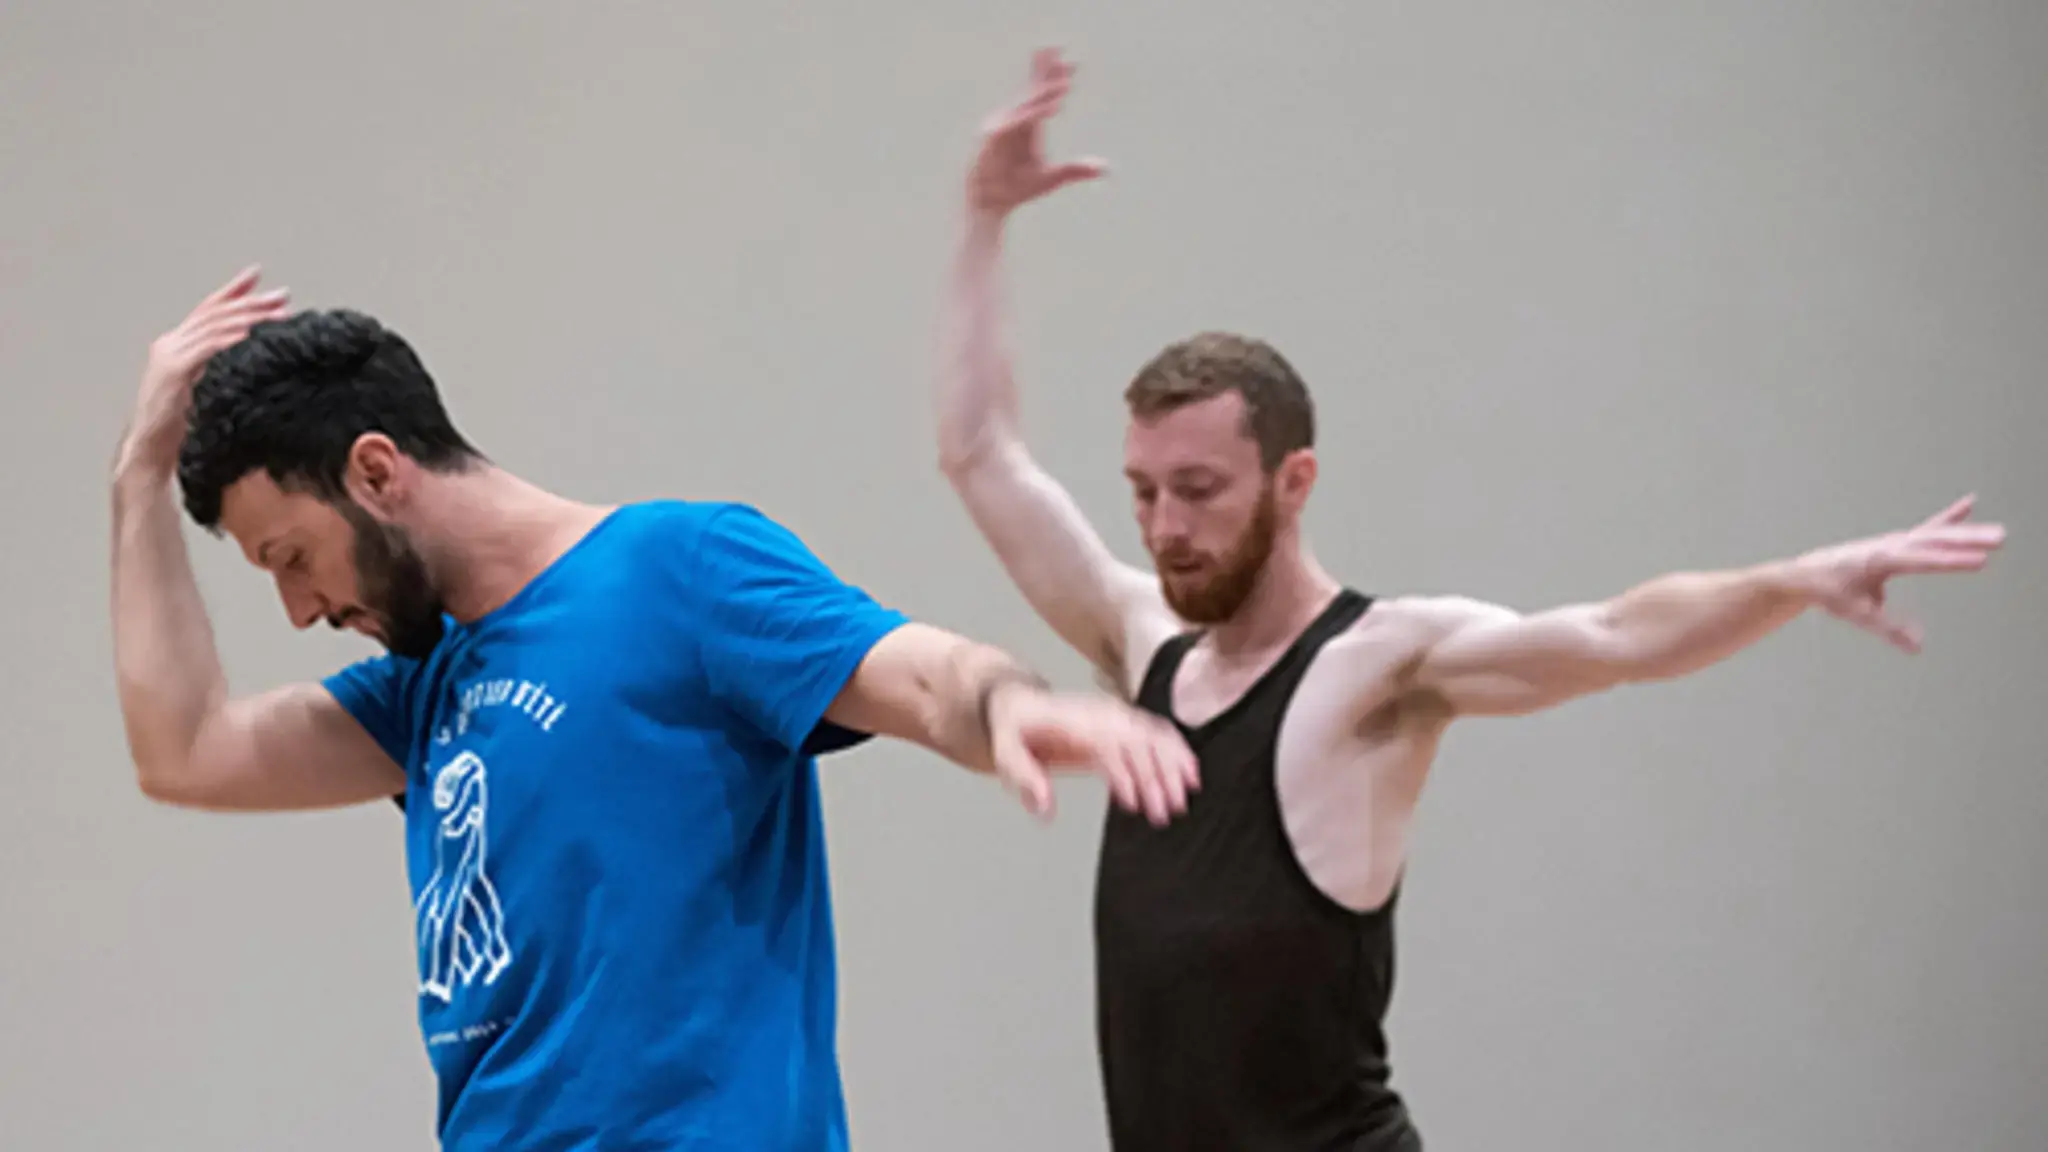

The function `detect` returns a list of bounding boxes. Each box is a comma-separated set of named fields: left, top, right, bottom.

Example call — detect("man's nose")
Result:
left=1148, top=498, right=1193, bottom=542
left=281, top=586, right=326, bottom=631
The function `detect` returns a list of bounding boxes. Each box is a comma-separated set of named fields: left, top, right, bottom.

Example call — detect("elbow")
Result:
left=121, top=725, right=189, bottom=804
left=937, top=436, right=999, bottom=485
left=936, top=447, right=979, bottom=485
left=125, top=735, right=219, bottom=809
left=133, top=759, right=205, bottom=807
left=936, top=416, right=1027, bottom=483
left=937, top=439, right=1020, bottom=502
left=1577, top=607, right=1662, bottom=688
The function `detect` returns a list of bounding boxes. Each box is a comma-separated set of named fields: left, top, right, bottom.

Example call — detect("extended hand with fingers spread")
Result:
left=967, top=48, right=1108, bottom=221
left=1793, top=494, right=2006, bottom=652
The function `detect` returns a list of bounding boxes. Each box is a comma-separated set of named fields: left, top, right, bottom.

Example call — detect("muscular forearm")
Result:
left=913, top=632, right=1049, bottom=775
left=938, top=213, right=1023, bottom=475
left=1600, top=559, right=1817, bottom=682
left=831, top=623, right=1048, bottom=776
left=110, top=455, right=231, bottom=789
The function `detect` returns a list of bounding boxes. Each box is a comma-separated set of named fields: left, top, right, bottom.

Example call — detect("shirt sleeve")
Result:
left=321, top=654, right=417, bottom=772
left=691, top=504, right=911, bottom=756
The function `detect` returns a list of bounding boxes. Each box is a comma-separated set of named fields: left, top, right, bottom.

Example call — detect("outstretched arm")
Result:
left=939, top=49, right=1171, bottom=692
left=687, top=504, right=1196, bottom=825
left=1403, top=496, right=2005, bottom=718
left=823, top=622, right=1195, bottom=824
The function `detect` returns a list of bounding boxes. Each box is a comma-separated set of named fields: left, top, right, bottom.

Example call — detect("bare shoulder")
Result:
left=1373, top=593, right=1521, bottom=635
left=1303, top=599, right=1440, bottom=695
left=1306, top=595, right=1522, bottom=716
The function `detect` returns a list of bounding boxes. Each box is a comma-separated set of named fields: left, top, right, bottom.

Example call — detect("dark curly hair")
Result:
left=177, top=309, right=484, bottom=530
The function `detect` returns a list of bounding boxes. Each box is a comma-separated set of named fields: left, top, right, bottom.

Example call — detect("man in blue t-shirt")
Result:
left=108, top=270, right=1200, bottom=1149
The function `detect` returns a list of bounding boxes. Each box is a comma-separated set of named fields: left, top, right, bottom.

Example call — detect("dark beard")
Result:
left=341, top=500, right=447, bottom=660
left=1159, top=485, right=1277, bottom=624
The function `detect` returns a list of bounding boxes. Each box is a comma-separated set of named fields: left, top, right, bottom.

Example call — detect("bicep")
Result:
left=1406, top=597, right=1622, bottom=718
left=947, top=442, right=1166, bottom=681
left=170, top=682, right=407, bottom=812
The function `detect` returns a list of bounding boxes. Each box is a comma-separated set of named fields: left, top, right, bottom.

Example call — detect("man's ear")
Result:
left=344, top=432, right=406, bottom=513
left=1276, top=448, right=1318, bottom=512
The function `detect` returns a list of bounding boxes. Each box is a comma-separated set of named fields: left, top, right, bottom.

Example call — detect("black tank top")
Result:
left=1092, top=589, right=1420, bottom=1151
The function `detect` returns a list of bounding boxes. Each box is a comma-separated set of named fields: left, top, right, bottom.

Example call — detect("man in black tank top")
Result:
left=935, top=50, right=2006, bottom=1151
left=1095, top=589, right=1420, bottom=1151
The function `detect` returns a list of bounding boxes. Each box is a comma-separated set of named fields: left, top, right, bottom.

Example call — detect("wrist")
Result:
left=1760, top=556, right=1828, bottom=604
left=110, top=438, right=177, bottom=504
left=962, top=205, right=1008, bottom=247
left=975, top=664, right=1050, bottom=734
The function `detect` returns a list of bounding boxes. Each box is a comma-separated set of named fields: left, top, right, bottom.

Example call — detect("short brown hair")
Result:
left=1123, top=332, right=1315, bottom=470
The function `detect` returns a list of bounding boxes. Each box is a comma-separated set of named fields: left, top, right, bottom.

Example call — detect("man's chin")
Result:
left=1161, top=579, right=1235, bottom=624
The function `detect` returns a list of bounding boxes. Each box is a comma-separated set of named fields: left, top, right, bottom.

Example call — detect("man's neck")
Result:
left=414, top=466, right=617, bottom=623
left=1203, top=543, right=1343, bottom=659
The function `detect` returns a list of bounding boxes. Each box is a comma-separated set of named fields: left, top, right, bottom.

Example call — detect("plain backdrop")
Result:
left=2, top=2, right=2043, bottom=1149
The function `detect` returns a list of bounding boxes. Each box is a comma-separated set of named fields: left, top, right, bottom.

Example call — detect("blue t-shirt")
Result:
left=322, top=499, right=910, bottom=1150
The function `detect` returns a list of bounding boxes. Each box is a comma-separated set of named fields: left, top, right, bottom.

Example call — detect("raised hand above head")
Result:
left=120, top=265, right=291, bottom=478
left=967, top=47, right=1109, bottom=221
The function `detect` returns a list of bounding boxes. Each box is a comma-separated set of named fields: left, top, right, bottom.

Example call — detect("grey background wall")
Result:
left=3, top=3, right=2042, bottom=1149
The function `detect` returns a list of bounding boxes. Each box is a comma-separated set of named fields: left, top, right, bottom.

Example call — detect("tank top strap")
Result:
left=1131, top=590, right=1375, bottom=729
left=1135, top=630, right=1203, bottom=715
left=1255, top=588, right=1377, bottom=706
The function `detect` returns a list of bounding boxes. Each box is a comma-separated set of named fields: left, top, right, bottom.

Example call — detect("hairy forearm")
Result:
left=912, top=632, right=1049, bottom=774
left=110, top=457, right=230, bottom=786
left=834, top=624, right=1047, bottom=776
left=1600, top=559, right=1817, bottom=682
left=938, top=213, right=1023, bottom=475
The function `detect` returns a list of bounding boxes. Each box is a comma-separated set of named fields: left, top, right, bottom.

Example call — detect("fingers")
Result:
left=1100, top=743, right=1141, bottom=814
left=987, top=74, right=1069, bottom=136
left=1920, top=493, right=1977, bottom=528
left=1867, top=610, right=1923, bottom=654
left=191, top=291, right=292, bottom=352
left=970, top=47, right=1112, bottom=217
left=1110, top=715, right=1194, bottom=827
left=1838, top=596, right=1922, bottom=653
left=1016, top=71, right=1070, bottom=117
left=1045, top=156, right=1110, bottom=189
left=1885, top=523, right=2006, bottom=574
left=988, top=47, right=1080, bottom=135
left=203, top=286, right=292, bottom=327
left=1921, top=522, right=2006, bottom=550
left=1004, top=694, right=1195, bottom=826
left=1890, top=544, right=1998, bottom=574
left=1157, top=726, right=1198, bottom=800
left=1127, top=747, right=1173, bottom=827
left=201, top=264, right=264, bottom=307
left=1030, top=46, right=1075, bottom=88
left=1068, top=716, right=1178, bottom=826
left=993, top=735, right=1056, bottom=822
left=185, top=286, right=290, bottom=348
